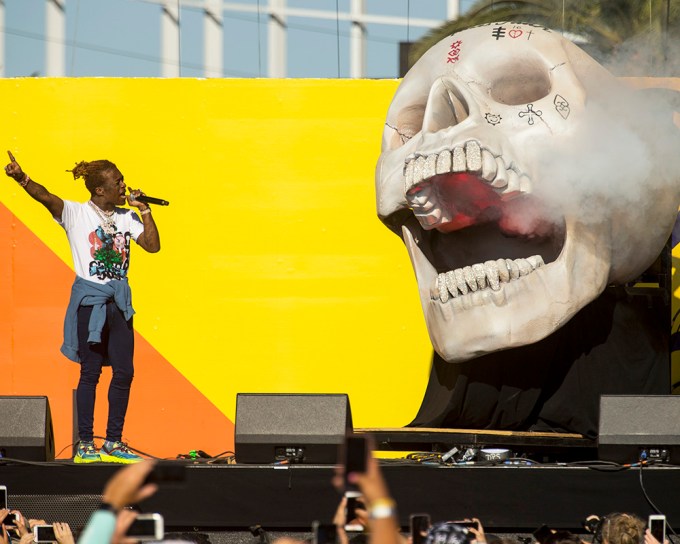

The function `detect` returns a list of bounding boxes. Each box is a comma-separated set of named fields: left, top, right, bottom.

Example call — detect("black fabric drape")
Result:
left=409, top=288, right=669, bottom=438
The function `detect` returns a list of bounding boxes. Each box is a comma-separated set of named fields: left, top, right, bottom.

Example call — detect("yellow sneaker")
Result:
left=74, top=441, right=101, bottom=464
left=100, top=440, right=142, bottom=464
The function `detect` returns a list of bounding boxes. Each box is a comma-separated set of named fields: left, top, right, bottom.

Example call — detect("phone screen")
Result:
left=457, top=521, right=480, bottom=531
left=34, top=525, right=57, bottom=542
left=649, top=516, right=666, bottom=543
left=125, top=514, right=164, bottom=540
left=344, top=435, right=367, bottom=485
left=0, top=486, right=6, bottom=510
left=312, top=521, right=337, bottom=544
left=411, top=514, right=431, bottom=544
left=344, top=494, right=364, bottom=532
left=2, top=513, right=17, bottom=527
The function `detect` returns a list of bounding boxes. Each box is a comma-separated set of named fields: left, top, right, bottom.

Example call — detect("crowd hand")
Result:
left=5, top=151, right=25, bottom=182
left=465, top=518, right=486, bottom=544
left=644, top=529, right=669, bottom=544
left=102, top=459, right=158, bottom=510
left=351, top=448, right=390, bottom=506
left=332, top=496, right=350, bottom=544
left=18, top=532, right=34, bottom=544
left=111, top=509, right=139, bottom=544
left=53, top=522, right=75, bottom=544
left=12, top=511, right=31, bottom=537
left=0, top=509, right=30, bottom=538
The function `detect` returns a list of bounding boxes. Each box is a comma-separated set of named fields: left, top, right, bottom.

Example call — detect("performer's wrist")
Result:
left=16, top=173, right=30, bottom=187
left=140, top=207, right=151, bottom=215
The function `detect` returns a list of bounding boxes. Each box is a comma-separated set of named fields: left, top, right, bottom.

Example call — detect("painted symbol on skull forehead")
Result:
left=554, top=94, right=570, bottom=119
left=518, top=104, right=542, bottom=125
left=485, top=113, right=502, bottom=126
left=509, top=28, right=523, bottom=39
left=447, top=40, right=463, bottom=64
left=491, top=26, right=506, bottom=40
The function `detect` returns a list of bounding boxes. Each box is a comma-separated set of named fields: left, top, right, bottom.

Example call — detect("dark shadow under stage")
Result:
left=2, top=428, right=679, bottom=536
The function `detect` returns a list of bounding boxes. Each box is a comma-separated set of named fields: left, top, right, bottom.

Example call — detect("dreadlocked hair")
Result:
left=67, top=160, right=117, bottom=194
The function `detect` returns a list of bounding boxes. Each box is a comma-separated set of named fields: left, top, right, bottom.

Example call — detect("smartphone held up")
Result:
left=341, top=434, right=368, bottom=491
left=411, top=513, right=432, bottom=544
left=344, top=493, right=364, bottom=532
left=648, top=515, right=666, bottom=544
left=125, top=513, right=165, bottom=542
left=33, top=525, right=57, bottom=543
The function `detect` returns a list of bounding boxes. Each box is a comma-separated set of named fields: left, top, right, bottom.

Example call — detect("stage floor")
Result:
left=1, top=428, right=677, bottom=536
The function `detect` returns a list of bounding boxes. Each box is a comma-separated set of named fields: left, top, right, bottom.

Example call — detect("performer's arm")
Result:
left=127, top=189, right=161, bottom=253
left=4, top=151, right=64, bottom=219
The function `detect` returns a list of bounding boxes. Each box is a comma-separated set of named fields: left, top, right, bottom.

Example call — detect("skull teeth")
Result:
left=434, top=255, right=544, bottom=302
left=405, top=141, right=531, bottom=220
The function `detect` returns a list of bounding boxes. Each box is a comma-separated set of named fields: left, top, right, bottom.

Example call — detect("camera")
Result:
left=125, top=513, right=164, bottom=541
left=33, top=525, right=57, bottom=543
left=582, top=515, right=604, bottom=542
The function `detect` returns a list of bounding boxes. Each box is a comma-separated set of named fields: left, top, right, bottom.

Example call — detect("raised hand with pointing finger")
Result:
left=5, top=151, right=29, bottom=186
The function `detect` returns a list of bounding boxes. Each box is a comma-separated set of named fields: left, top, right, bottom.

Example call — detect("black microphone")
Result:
left=131, top=194, right=170, bottom=206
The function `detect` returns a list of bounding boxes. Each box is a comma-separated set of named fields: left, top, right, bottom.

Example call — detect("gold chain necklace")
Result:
left=88, top=200, right=117, bottom=236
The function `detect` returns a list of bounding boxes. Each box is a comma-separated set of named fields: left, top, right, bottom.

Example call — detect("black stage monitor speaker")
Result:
left=0, top=396, right=55, bottom=461
left=598, top=395, right=680, bottom=464
left=235, top=393, right=353, bottom=464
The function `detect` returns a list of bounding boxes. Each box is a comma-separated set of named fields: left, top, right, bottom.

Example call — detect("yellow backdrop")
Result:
left=0, top=78, right=432, bottom=458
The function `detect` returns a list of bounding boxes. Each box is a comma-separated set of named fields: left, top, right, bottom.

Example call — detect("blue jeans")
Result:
left=76, top=303, right=134, bottom=443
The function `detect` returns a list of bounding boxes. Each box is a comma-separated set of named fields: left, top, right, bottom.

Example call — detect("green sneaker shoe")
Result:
left=74, top=441, right=101, bottom=464
left=100, top=440, right=143, bottom=464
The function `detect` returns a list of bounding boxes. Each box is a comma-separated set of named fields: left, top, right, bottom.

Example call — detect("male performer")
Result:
left=4, top=151, right=161, bottom=464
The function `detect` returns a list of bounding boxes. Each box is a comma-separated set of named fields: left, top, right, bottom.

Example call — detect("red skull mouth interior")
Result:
left=388, top=168, right=566, bottom=301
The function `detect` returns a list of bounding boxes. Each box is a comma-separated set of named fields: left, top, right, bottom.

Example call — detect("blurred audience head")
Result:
left=601, top=513, right=645, bottom=544
left=424, top=522, right=469, bottom=544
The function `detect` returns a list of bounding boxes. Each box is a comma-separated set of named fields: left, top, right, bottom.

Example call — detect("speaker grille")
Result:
left=10, top=494, right=101, bottom=531
left=598, top=395, right=680, bottom=464
left=235, top=393, right=352, bottom=464
left=0, top=397, right=55, bottom=461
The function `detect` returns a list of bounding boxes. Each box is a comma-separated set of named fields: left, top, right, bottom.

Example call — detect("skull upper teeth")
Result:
left=434, top=255, right=545, bottom=302
left=404, top=140, right=532, bottom=230
left=404, top=140, right=529, bottom=194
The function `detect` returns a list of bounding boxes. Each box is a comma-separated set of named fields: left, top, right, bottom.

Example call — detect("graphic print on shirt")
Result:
left=88, top=225, right=132, bottom=280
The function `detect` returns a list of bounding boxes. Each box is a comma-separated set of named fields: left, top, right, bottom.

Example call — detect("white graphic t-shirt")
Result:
left=57, top=201, right=145, bottom=285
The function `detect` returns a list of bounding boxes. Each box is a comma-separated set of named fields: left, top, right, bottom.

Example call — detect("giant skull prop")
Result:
left=376, top=23, right=680, bottom=363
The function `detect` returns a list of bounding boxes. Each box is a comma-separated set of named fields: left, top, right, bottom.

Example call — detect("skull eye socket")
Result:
left=489, top=59, right=552, bottom=106
left=387, top=104, right=426, bottom=150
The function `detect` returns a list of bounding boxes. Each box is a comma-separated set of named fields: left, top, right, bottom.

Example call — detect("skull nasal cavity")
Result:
left=423, top=78, right=470, bottom=134
left=489, top=60, right=551, bottom=106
